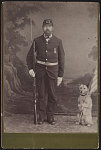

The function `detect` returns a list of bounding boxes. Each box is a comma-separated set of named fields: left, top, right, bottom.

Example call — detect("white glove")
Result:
left=57, top=77, right=63, bottom=86
left=29, top=69, right=35, bottom=77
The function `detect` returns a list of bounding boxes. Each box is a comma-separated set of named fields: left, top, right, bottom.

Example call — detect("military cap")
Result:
left=42, top=19, right=53, bottom=26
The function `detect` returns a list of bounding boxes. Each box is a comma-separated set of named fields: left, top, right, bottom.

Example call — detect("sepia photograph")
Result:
left=2, top=1, right=99, bottom=134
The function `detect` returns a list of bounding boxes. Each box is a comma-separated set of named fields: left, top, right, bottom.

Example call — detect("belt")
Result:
left=37, top=60, right=58, bottom=66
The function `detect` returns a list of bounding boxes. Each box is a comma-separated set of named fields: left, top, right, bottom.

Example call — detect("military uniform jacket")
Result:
left=26, top=34, right=65, bottom=79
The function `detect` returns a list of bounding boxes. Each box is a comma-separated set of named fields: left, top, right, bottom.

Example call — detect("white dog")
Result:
left=76, top=84, right=93, bottom=126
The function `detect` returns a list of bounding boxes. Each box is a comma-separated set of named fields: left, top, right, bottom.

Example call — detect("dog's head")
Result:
left=79, top=84, right=89, bottom=96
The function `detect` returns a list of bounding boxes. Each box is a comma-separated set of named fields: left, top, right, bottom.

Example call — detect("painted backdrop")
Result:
left=3, top=2, right=98, bottom=115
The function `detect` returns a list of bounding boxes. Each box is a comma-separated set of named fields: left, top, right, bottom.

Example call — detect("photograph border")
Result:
left=1, top=1, right=100, bottom=148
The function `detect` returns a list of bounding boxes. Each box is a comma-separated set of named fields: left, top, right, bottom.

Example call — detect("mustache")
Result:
left=45, top=29, right=51, bottom=32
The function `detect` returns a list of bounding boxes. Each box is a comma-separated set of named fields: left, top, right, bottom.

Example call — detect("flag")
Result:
left=89, top=66, right=98, bottom=94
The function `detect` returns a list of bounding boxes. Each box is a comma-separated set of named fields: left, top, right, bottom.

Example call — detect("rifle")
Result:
left=30, top=18, right=38, bottom=124
left=33, top=77, right=37, bottom=124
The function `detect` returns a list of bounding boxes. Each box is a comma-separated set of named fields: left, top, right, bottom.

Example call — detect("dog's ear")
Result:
left=86, top=84, right=89, bottom=88
left=84, top=84, right=89, bottom=90
left=78, top=84, right=83, bottom=90
left=79, top=84, right=84, bottom=88
left=78, top=83, right=82, bottom=87
left=78, top=84, right=81, bottom=89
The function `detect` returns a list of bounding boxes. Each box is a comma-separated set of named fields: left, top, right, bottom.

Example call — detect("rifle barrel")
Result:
left=33, top=77, right=37, bottom=124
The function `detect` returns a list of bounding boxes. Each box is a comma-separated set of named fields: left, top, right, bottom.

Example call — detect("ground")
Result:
left=4, top=114, right=98, bottom=133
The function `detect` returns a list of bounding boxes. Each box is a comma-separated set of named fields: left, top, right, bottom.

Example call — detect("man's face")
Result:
left=42, top=24, right=53, bottom=36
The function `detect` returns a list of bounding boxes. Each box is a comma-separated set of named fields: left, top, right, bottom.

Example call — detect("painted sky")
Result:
left=5, top=2, right=98, bottom=78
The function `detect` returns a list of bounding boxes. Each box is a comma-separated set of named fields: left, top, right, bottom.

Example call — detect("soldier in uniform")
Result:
left=26, top=19, right=65, bottom=125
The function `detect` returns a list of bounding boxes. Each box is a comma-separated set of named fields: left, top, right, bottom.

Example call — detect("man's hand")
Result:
left=29, top=69, right=35, bottom=77
left=57, top=77, right=63, bottom=86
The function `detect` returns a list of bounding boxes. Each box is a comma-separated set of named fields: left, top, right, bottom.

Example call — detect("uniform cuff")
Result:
left=58, top=72, right=63, bottom=77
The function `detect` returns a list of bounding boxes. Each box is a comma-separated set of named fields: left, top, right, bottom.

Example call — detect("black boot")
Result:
left=38, top=115, right=44, bottom=125
left=47, top=115, right=55, bottom=125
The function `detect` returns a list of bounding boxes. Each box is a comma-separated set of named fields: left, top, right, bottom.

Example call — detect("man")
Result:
left=26, top=19, right=65, bottom=125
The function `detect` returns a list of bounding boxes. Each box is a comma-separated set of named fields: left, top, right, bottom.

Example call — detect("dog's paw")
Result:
left=86, top=124, right=92, bottom=127
left=87, top=124, right=91, bottom=127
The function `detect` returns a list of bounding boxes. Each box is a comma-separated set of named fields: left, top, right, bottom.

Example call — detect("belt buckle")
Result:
left=45, top=62, right=48, bottom=65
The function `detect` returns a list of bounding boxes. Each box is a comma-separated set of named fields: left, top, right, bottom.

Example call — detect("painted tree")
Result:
left=3, top=2, right=44, bottom=92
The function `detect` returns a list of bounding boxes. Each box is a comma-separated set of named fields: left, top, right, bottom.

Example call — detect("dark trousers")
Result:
left=36, top=72, right=57, bottom=120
